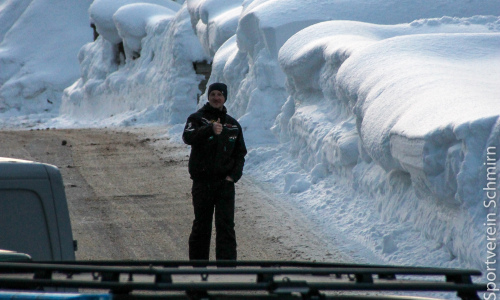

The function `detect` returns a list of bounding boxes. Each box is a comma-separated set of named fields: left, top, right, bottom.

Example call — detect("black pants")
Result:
left=189, top=179, right=236, bottom=260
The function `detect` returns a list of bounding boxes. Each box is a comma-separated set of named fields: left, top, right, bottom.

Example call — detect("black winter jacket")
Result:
left=182, top=103, right=247, bottom=183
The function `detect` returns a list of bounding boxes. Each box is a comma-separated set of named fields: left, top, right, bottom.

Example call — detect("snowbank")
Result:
left=339, top=33, right=500, bottom=203
left=113, top=3, right=178, bottom=62
left=208, top=1, right=499, bottom=269
left=208, top=0, right=500, bottom=146
left=89, top=0, right=181, bottom=45
left=59, top=4, right=208, bottom=127
left=278, top=17, right=500, bottom=186
left=280, top=18, right=500, bottom=268
left=186, top=0, right=242, bottom=57
left=276, top=17, right=500, bottom=268
left=0, top=0, right=93, bottom=127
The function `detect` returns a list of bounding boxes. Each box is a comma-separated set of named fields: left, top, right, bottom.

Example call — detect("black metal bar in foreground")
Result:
left=0, top=261, right=485, bottom=300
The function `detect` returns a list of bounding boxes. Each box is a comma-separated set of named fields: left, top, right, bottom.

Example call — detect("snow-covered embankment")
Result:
left=277, top=18, right=500, bottom=268
left=60, top=0, right=207, bottom=126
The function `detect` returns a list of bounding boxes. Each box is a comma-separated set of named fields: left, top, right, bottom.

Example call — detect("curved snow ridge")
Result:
left=237, top=0, right=500, bottom=60
left=277, top=17, right=499, bottom=171
left=186, top=0, right=241, bottom=27
left=186, top=0, right=242, bottom=56
left=337, top=32, right=500, bottom=206
left=114, top=3, right=177, bottom=62
left=279, top=17, right=500, bottom=109
left=89, top=0, right=181, bottom=45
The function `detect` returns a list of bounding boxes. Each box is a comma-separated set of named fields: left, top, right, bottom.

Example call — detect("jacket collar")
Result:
left=201, top=102, right=227, bottom=115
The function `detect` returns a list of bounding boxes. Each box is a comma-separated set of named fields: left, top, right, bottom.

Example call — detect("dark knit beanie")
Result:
left=207, top=83, right=228, bottom=101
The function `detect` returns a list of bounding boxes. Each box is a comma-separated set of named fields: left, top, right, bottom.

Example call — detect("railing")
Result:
left=0, top=261, right=485, bottom=300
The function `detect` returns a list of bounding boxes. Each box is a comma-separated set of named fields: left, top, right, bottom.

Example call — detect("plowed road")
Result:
left=0, top=127, right=345, bottom=262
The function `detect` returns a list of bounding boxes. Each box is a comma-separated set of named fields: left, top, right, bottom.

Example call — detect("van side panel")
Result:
left=0, top=189, right=52, bottom=260
left=0, top=159, right=75, bottom=261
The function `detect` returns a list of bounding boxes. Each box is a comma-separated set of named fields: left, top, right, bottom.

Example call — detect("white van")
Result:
left=0, top=157, right=75, bottom=261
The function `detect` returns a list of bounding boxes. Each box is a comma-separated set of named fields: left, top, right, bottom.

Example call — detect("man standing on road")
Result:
left=182, top=82, right=247, bottom=261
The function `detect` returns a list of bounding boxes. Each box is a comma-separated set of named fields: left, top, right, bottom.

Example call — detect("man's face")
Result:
left=208, top=90, right=225, bottom=111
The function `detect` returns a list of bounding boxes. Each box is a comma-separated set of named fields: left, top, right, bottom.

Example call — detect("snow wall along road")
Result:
left=61, top=0, right=500, bottom=270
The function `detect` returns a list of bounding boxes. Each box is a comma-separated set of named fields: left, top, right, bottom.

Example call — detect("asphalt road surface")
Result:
left=0, top=127, right=347, bottom=263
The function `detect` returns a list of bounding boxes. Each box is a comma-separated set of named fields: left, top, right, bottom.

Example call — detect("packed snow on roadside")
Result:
left=275, top=18, right=500, bottom=271
left=0, top=0, right=94, bottom=124
left=1, top=0, right=499, bottom=288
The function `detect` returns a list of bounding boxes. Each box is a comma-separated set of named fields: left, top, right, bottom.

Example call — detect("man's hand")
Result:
left=213, top=118, right=222, bottom=135
left=225, top=176, right=234, bottom=182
